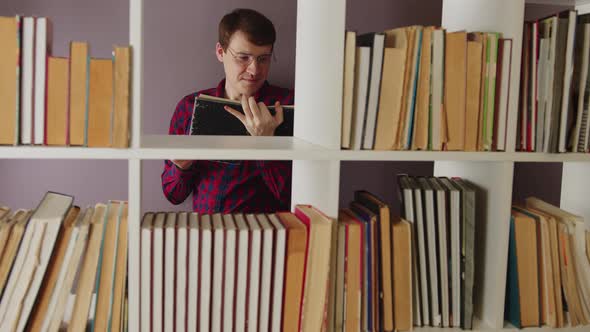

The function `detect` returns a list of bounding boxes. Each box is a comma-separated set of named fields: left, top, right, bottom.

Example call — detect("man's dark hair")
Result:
left=218, top=8, right=276, bottom=50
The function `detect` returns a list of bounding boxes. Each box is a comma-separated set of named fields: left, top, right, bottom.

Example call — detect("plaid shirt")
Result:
left=162, top=79, right=294, bottom=213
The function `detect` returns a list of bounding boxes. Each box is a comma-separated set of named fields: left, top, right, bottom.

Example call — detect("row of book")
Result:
left=518, top=11, right=590, bottom=153
left=507, top=198, right=590, bottom=328
left=341, top=25, right=515, bottom=152
left=397, top=175, right=477, bottom=329
left=0, top=194, right=128, bottom=332
left=0, top=16, right=131, bottom=148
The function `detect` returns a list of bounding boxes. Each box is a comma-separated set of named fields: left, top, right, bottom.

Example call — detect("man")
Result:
left=161, top=8, right=294, bottom=213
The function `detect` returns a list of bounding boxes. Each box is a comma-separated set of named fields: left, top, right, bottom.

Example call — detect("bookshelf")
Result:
left=2, top=0, right=590, bottom=331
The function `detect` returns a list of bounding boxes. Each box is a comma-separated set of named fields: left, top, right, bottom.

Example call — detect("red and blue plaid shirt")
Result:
left=162, top=79, right=294, bottom=213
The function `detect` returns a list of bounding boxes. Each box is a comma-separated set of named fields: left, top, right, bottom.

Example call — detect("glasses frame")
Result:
left=225, top=46, right=275, bottom=67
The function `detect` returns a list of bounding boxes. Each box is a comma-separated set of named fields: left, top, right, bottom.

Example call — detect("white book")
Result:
left=223, top=214, right=237, bottom=332
left=430, top=178, right=450, bottom=327
left=46, top=211, right=91, bottom=332
left=543, top=17, right=558, bottom=152
left=1, top=192, right=73, bottom=332
left=152, top=213, right=166, bottom=332
left=418, top=178, right=441, bottom=326
left=20, top=17, right=35, bottom=145
left=412, top=179, right=430, bottom=326
left=497, top=39, right=513, bottom=151
left=558, top=11, right=577, bottom=152
left=573, top=24, right=590, bottom=151
left=245, top=214, right=261, bottom=332
left=176, top=212, right=188, bottom=332
left=267, top=214, right=286, bottom=332
left=431, top=29, right=445, bottom=151
left=34, top=17, right=50, bottom=145
left=537, top=38, right=550, bottom=151
left=164, top=212, right=176, bottom=332
left=200, top=215, right=213, bottom=332
left=211, top=213, right=225, bottom=332
left=439, top=178, right=461, bottom=327
left=358, top=33, right=385, bottom=150
left=531, top=24, right=538, bottom=152
left=187, top=213, right=200, bottom=332
left=40, top=218, right=81, bottom=332
left=256, top=214, right=274, bottom=332
left=0, top=220, right=44, bottom=326
left=234, top=214, right=249, bottom=332
left=398, top=175, right=422, bottom=326
left=140, top=213, right=154, bottom=332
left=351, top=47, right=371, bottom=150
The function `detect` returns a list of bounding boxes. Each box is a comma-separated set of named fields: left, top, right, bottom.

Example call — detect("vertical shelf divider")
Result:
left=561, top=162, right=590, bottom=227
left=291, top=0, right=346, bottom=217
left=129, top=0, right=143, bottom=331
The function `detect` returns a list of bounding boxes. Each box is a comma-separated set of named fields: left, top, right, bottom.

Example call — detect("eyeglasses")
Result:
left=226, top=47, right=273, bottom=66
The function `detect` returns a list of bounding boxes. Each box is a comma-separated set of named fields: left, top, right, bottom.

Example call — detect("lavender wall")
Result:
left=0, top=0, right=129, bottom=210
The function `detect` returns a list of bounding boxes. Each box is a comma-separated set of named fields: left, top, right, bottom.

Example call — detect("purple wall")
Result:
left=0, top=0, right=129, bottom=210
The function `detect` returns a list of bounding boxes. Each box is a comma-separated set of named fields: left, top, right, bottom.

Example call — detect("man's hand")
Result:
left=224, top=95, right=284, bottom=136
left=172, top=159, right=193, bottom=170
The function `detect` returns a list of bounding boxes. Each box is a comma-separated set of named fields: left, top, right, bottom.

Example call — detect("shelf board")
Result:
left=0, top=146, right=132, bottom=159
left=1, top=137, right=590, bottom=162
left=139, top=135, right=330, bottom=160
left=525, top=0, right=590, bottom=6
left=337, top=150, right=590, bottom=162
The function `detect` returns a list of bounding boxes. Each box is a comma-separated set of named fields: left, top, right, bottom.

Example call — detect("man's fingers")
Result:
left=241, top=95, right=253, bottom=120
left=224, top=105, right=246, bottom=125
left=274, top=101, right=284, bottom=125
left=248, top=96, right=262, bottom=120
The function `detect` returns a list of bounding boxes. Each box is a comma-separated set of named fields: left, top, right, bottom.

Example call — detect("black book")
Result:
left=189, top=94, right=294, bottom=136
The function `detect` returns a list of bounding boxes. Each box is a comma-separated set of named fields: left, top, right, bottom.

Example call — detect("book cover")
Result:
left=189, top=94, right=294, bottom=136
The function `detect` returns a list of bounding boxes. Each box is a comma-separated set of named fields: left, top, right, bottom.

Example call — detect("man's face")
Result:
left=216, top=30, right=273, bottom=98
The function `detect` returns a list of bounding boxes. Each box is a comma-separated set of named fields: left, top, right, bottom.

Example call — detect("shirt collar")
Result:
left=215, top=78, right=270, bottom=101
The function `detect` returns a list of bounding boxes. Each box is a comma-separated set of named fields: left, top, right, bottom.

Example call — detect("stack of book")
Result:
left=397, top=175, right=478, bottom=329
left=518, top=11, right=590, bottom=153
left=338, top=191, right=413, bottom=331
left=507, top=198, right=590, bottom=328
left=341, top=26, right=514, bottom=152
left=0, top=16, right=131, bottom=148
left=140, top=205, right=333, bottom=332
left=0, top=194, right=128, bottom=332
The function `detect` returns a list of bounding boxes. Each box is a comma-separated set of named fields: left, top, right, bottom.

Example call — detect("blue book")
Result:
left=349, top=202, right=376, bottom=331
left=505, top=216, right=521, bottom=328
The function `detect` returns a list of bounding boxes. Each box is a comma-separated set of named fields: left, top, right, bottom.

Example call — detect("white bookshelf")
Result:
left=2, top=0, right=590, bottom=331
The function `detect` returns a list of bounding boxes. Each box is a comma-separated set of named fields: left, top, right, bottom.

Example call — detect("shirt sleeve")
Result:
left=161, top=95, right=197, bottom=205
left=256, top=160, right=292, bottom=210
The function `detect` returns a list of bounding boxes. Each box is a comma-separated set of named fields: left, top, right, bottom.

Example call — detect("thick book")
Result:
left=222, top=214, right=237, bottom=332
left=69, top=41, right=89, bottom=146
left=140, top=213, right=154, bottom=332
left=294, top=205, right=334, bottom=332
left=211, top=213, right=225, bottom=332
left=267, top=214, right=286, bottom=332
left=0, top=16, right=20, bottom=145
left=46, top=57, right=69, bottom=146
left=275, top=212, right=307, bottom=332
left=357, top=32, right=386, bottom=150
left=187, top=213, right=200, bottom=332
left=189, top=94, right=294, bottom=136
left=374, top=28, right=407, bottom=151
left=68, top=205, right=106, bottom=332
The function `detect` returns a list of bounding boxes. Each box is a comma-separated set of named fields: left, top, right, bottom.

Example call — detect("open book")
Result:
left=189, top=94, right=295, bottom=136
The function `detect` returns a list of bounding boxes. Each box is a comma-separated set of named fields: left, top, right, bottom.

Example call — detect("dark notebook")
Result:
left=189, top=94, right=295, bottom=136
